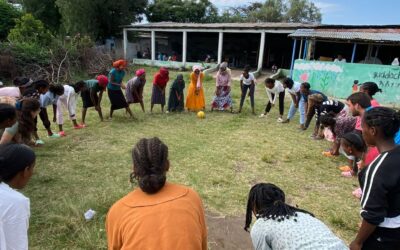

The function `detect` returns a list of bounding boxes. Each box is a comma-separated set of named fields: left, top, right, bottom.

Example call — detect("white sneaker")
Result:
left=259, top=113, right=266, bottom=118
left=277, top=117, right=283, bottom=123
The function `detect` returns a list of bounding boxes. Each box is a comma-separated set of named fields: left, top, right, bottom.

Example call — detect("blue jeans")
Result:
left=287, top=96, right=305, bottom=124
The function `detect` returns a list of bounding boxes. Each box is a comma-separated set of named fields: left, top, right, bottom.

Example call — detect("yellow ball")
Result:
left=197, top=111, right=205, bottom=119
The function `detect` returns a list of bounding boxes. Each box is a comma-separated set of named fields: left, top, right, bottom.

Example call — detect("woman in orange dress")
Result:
left=186, top=65, right=205, bottom=111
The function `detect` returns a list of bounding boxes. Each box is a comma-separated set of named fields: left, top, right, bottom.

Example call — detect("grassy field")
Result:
left=26, top=66, right=360, bottom=249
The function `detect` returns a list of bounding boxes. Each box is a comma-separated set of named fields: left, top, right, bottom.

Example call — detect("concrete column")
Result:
left=218, top=32, right=223, bottom=64
left=298, top=39, right=303, bottom=59
left=123, top=29, right=127, bottom=59
left=257, top=32, right=266, bottom=71
left=290, top=39, right=297, bottom=77
left=151, top=30, right=156, bottom=61
left=182, top=31, right=187, bottom=66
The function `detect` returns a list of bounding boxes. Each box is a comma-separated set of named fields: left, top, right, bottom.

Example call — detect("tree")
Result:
left=22, top=0, right=61, bottom=32
left=56, top=0, right=147, bottom=40
left=8, top=13, right=52, bottom=46
left=0, top=0, right=21, bottom=40
left=146, top=0, right=218, bottom=23
left=285, top=0, right=321, bottom=23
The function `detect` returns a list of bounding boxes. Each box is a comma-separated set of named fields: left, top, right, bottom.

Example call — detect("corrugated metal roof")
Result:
left=289, top=29, right=400, bottom=43
left=123, top=22, right=318, bottom=30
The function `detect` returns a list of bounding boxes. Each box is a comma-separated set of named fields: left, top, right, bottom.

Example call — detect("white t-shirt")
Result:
left=287, top=81, right=301, bottom=95
left=0, top=182, right=30, bottom=250
left=240, top=73, right=255, bottom=86
left=265, top=81, right=284, bottom=104
left=334, top=58, right=346, bottom=63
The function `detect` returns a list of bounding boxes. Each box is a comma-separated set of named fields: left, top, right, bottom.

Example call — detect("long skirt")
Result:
left=186, top=83, right=205, bottom=111
left=211, top=86, right=232, bottom=110
left=168, top=90, right=184, bottom=112
left=81, top=89, right=99, bottom=108
left=151, top=85, right=165, bottom=105
left=108, top=89, right=128, bottom=110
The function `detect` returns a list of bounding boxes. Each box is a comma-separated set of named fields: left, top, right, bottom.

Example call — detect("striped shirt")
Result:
left=359, top=146, right=400, bottom=229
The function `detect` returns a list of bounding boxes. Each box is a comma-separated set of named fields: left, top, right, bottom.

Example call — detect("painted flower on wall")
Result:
left=300, top=73, right=309, bottom=82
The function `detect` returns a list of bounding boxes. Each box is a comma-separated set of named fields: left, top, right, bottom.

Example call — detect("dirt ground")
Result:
left=206, top=212, right=253, bottom=250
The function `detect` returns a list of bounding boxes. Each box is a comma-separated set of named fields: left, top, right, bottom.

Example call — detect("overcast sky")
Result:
left=210, top=0, right=400, bottom=25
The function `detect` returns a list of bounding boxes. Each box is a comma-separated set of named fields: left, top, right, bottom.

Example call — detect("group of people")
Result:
left=1, top=59, right=400, bottom=250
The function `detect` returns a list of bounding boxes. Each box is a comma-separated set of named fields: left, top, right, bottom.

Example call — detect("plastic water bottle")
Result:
left=84, top=209, right=96, bottom=221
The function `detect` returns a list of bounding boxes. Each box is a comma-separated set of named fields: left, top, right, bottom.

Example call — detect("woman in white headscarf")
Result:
left=186, top=65, right=205, bottom=111
left=211, top=62, right=233, bottom=112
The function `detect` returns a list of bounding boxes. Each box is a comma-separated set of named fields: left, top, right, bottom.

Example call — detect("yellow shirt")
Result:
left=106, top=183, right=207, bottom=250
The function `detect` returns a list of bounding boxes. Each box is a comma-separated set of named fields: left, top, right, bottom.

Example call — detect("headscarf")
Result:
left=172, top=74, right=185, bottom=91
left=219, top=62, right=228, bottom=71
left=153, top=67, right=169, bottom=87
left=136, top=69, right=146, bottom=77
left=112, top=60, right=127, bottom=69
left=192, top=65, right=202, bottom=88
left=96, top=75, right=109, bottom=88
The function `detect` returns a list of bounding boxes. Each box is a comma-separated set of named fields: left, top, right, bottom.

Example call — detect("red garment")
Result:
left=153, top=67, right=169, bottom=88
left=112, top=60, right=127, bottom=69
left=364, top=147, right=380, bottom=166
left=96, top=75, right=108, bottom=88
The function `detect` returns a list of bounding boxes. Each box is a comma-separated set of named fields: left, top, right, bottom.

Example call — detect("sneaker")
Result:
left=35, top=139, right=45, bottom=145
left=74, top=124, right=84, bottom=129
left=259, top=113, right=266, bottom=118
left=59, top=131, right=66, bottom=137
left=339, top=165, right=352, bottom=172
left=49, top=133, right=61, bottom=138
left=281, top=119, right=290, bottom=123
left=341, top=171, right=354, bottom=177
left=277, top=117, right=283, bottom=123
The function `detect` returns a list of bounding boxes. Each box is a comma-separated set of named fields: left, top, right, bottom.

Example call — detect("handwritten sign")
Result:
left=293, top=60, right=400, bottom=105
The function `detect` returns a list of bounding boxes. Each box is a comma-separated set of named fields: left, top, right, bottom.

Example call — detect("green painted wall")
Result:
left=292, top=60, right=400, bottom=105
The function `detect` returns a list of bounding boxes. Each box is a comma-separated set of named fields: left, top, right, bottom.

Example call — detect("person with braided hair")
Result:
left=359, top=82, right=382, bottom=107
left=350, top=107, right=400, bottom=250
left=106, top=137, right=207, bottom=250
left=245, top=183, right=347, bottom=250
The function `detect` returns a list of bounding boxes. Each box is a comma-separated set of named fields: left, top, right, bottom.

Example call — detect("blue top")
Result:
left=40, top=92, right=58, bottom=108
left=107, top=68, right=125, bottom=91
left=301, top=90, right=328, bottom=102
left=395, top=130, right=400, bottom=145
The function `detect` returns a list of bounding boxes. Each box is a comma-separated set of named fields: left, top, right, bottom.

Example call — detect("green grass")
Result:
left=26, top=66, right=360, bottom=249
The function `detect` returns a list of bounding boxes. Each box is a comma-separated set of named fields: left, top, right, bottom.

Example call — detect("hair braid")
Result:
left=364, top=107, right=400, bottom=139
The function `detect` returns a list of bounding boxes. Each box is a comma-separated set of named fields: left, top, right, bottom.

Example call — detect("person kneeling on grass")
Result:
left=350, top=107, right=400, bottom=250
left=80, top=75, right=108, bottom=125
left=106, top=137, right=207, bottom=250
left=56, top=82, right=86, bottom=136
left=0, top=98, right=41, bottom=146
left=39, top=84, right=64, bottom=138
left=0, top=143, right=36, bottom=250
left=259, top=78, right=285, bottom=122
left=245, top=183, right=348, bottom=250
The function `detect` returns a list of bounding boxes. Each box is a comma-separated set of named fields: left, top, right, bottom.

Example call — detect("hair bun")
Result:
left=139, top=174, right=166, bottom=194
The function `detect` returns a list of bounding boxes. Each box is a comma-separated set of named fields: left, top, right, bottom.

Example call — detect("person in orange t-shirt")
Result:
left=106, top=137, right=207, bottom=250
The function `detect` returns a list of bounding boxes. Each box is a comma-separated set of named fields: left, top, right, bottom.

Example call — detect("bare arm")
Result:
left=350, top=219, right=377, bottom=250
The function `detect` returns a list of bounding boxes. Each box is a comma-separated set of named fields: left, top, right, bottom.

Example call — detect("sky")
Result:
left=210, top=0, right=400, bottom=25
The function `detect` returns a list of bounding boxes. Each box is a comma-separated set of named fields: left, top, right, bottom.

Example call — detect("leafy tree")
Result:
left=284, top=0, right=321, bottom=23
left=22, top=0, right=61, bottom=32
left=56, top=0, right=147, bottom=39
left=8, top=13, right=52, bottom=46
left=146, top=0, right=218, bottom=23
left=0, top=0, right=21, bottom=40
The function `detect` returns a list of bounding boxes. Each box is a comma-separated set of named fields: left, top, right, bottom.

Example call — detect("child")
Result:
left=39, top=84, right=64, bottom=138
left=56, top=82, right=86, bottom=136
left=0, top=143, right=36, bottom=250
left=350, top=107, right=400, bottom=250
left=211, top=63, right=232, bottom=112
left=259, top=78, right=285, bottom=122
left=352, top=80, right=359, bottom=93
left=340, top=132, right=368, bottom=178
left=0, top=98, right=41, bottom=146
left=281, top=77, right=301, bottom=124
left=0, top=104, right=17, bottom=140
left=81, top=75, right=108, bottom=125
left=299, top=82, right=328, bottom=130
left=168, top=74, right=185, bottom=112
left=245, top=183, right=348, bottom=249
left=126, top=69, right=146, bottom=113
left=359, top=82, right=381, bottom=107
left=239, top=66, right=256, bottom=114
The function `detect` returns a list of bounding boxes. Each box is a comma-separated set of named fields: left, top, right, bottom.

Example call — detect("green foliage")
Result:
left=22, top=0, right=61, bottom=32
left=0, top=42, right=49, bottom=66
left=0, top=0, right=21, bottom=40
left=56, top=0, right=147, bottom=40
left=146, top=0, right=218, bottom=23
left=219, top=0, right=321, bottom=23
left=8, top=13, right=53, bottom=46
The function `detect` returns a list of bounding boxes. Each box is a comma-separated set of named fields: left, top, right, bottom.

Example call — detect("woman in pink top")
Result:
left=355, top=82, right=381, bottom=131
left=211, top=62, right=233, bottom=112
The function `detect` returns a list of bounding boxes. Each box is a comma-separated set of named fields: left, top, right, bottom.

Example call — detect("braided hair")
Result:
left=244, top=183, right=314, bottom=232
left=360, top=82, right=382, bottom=98
left=364, top=107, right=400, bottom=139
left=0, top=143, right=36, bottom=183
left=131, top=137, right=169, bottom=194
left=342, top=132, right=367, bottom=153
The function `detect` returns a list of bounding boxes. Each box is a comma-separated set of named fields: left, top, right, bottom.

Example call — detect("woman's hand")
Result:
left=121, top=83, right=126, bottom=90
